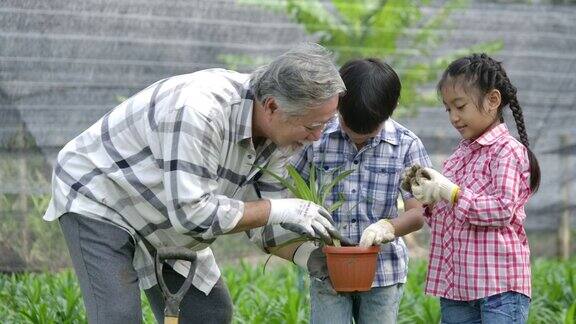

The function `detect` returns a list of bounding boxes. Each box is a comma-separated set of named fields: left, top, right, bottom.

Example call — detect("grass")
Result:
left=0, top=258, right=574, bottom=323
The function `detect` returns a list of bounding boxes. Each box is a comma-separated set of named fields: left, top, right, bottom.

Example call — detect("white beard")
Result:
left=277, top=141, right=313, bottom=157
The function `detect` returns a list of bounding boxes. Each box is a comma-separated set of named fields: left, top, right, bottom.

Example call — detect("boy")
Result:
left=290, top=58, right=431, bottom=323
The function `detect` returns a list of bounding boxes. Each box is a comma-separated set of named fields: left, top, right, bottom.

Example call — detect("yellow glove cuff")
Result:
left=450, top=186, right=460, bottom=205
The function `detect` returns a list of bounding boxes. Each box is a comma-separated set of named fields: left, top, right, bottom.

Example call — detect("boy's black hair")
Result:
left=338, top=58, right=401, bottom=134
left=437, top=53, right=541, bottom=193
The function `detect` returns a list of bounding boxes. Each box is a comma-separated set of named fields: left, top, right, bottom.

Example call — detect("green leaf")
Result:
left=285, top=0, right=348, bottom=44
left=253, top=164, right=298, bottom=197
left=362, top=0, right=419, bottom=56
left=308, top=162, right=318, bottom=204
left=286, top=165, right=315, bottom=201
left=327, top=200, right=345, bottom=213
left=566, top=300, right=576, bottom=324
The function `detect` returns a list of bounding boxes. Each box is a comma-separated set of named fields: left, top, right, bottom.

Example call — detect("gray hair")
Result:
left=249, top=43, right=346, bottom=116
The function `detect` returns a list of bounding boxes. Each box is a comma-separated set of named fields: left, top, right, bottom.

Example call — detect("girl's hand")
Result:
left=412, top=168, right=460, bottom=205
left=401, top=165, right=426, bottom=194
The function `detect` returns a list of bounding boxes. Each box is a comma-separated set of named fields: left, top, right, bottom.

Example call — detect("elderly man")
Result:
left=43, top=43, right=345, bottom=323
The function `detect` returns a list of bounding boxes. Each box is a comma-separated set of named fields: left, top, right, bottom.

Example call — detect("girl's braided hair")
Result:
left=437, top=53, right=540, bottom=192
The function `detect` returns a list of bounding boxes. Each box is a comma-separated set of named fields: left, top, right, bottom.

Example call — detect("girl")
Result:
left=404, top=53, right=540, bottom=323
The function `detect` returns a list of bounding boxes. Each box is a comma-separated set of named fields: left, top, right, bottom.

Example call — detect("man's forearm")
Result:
left=229, top=200, right=271, bottom=233
left=232, top=198, right=303, bottom=260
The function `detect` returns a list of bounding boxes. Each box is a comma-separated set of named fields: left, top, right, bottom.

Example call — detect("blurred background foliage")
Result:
left=0, top=0, right=574, bottom=321
left=224, top=0, right=502, bottom=116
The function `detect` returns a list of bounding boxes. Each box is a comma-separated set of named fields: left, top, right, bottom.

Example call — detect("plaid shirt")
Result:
left=291, top=118, right=431, bottom=287
left=425, top=123, right=532, bottom=300
left=44, top=69, right=288, bottom=294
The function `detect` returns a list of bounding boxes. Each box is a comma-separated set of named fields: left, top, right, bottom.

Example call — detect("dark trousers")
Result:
left=59, top=212, right=233, bottom=323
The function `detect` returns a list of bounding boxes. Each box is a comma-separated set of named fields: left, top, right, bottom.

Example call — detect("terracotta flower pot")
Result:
left=322, top=245, right=380, bottom=292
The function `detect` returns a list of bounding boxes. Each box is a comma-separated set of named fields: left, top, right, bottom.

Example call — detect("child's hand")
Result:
left=411, top=168, right=460, bottom=205
left=400, top=165, right=430, bottom=194
left=359, top=219, right=395, bottom=247
left=401, top=165, right=419, bottom=193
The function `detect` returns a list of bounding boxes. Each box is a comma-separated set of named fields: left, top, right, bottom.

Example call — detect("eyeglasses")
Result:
left=302, top=113, right=338, bottom=132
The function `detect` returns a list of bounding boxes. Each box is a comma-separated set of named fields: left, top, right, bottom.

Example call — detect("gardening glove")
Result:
left=411, top=167, right=460, bottom=205
left=359, top=219, right=395, bottom=247
left=401, top=165, right=426, bottom=194
left=268, top=199, right=343, bottom=245
left=293, top=241, right=337, bottom=295
left=334, top=234, right=357, bottom=247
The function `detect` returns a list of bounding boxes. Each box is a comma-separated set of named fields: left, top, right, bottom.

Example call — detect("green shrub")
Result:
left=1, top=258, right=574, bottom=323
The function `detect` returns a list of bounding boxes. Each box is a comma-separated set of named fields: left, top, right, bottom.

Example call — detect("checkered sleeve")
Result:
left=256, top=151, right=290, bottom=200
left=401, top=137, right=432, bottom=200
left=159, top=103, right=244, bottom=240
left=455, top=147, right=528, bottom=227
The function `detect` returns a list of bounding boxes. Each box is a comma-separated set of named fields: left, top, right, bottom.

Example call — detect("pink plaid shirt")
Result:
left=425, top=123, right=532, bottom=300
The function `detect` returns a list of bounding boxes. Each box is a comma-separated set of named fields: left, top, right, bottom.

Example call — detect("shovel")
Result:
left=155, top=247, right=197, bottom=324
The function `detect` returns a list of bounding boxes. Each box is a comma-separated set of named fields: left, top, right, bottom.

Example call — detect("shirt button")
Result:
left=353, top=160, right=359, bottom=164
left=351, top=219, right=357, bottom=223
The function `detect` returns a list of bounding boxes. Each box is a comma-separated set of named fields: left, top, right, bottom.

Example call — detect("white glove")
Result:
left=293, top=242, right=326, bottom=278
left=359, top=219, right=395, bottom=247
left=412, top=167, right=460, bottom=205
left=401, top=165, right=423, bottom=194
left=293, top=241, right=337, bottom=295
left=268, top=199, right=342, bottom=244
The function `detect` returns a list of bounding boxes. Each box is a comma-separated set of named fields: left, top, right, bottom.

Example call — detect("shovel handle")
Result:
left=155, top=247, right=197, bottom=321
left=156, top=246, right=197, bottom=263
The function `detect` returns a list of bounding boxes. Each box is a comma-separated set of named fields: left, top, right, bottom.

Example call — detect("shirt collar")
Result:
left=235, top=87, right=278, bottom=162
left=379, top=119, right=399, bottom=146
left=324, top=118, right=340, bottom=134
left=471, top=123, right=509, bottom=147
left=234, top=86, right=255, bottom=143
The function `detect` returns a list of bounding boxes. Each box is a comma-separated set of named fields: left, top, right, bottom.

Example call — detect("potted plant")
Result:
left=258, top=162, right=380, bottom=292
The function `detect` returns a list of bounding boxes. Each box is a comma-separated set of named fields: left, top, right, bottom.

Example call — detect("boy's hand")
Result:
left=411, top=168, right=460, bottom=205
left=359, top=219, right=395, bottom=247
